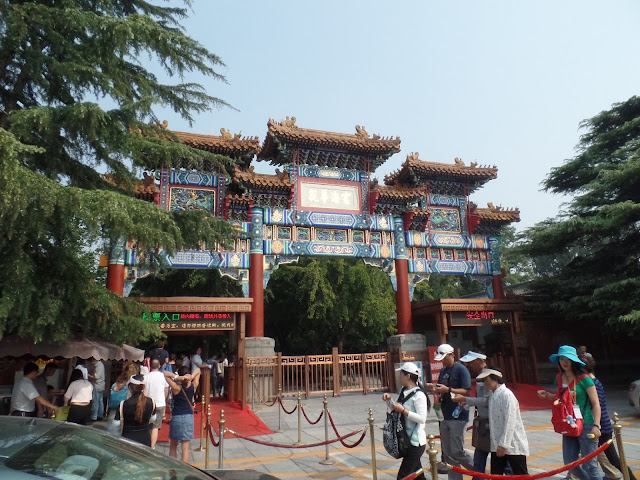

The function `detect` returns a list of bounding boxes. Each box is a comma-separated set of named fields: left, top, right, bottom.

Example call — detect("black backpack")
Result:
left=382, top=388, right=417, bottom=459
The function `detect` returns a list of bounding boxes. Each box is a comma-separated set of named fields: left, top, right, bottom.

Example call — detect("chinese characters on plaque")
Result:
left=142, top=312, right=235, bottom=331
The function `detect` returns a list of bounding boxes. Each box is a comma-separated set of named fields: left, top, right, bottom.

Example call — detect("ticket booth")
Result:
left=135, top=297, right=252, bottom=407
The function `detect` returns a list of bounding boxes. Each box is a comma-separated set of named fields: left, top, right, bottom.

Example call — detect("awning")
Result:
left=0, top=336, right=144, bottom=361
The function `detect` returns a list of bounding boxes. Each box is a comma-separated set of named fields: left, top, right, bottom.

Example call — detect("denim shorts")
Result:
left=169, top=413, right=194, bottom=441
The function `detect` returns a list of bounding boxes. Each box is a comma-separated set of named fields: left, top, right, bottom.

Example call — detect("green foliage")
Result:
left=264, top=258, right=396, bottom=354
left=130, top=269, right=243, bottom=298
left=520, top=96, right=640, bottom=332
left=0, top=1, right=233, bottom=344
left=412, top=275, right=485, bottom=302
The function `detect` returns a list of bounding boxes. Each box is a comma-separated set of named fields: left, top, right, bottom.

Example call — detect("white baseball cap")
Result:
left=395, top=362, right=420, bottom=377
left=460, top=351, right=487, bottom=362
left=434, top=344, right=454, bottom=361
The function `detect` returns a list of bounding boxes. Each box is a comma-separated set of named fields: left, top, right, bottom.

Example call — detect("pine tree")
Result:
left=521, top=96, right=640, bottom=332
left=0, top=1, right=234, bottom=344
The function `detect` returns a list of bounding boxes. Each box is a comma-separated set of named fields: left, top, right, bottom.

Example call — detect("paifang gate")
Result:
left=103, top=117, right=520, bottom=370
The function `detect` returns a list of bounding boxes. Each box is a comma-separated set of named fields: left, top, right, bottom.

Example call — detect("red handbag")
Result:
left=551, top=373, right=587, bottom=437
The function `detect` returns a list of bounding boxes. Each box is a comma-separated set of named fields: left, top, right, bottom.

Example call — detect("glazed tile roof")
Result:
left=233, top=167, right=292, bottom=190
left=103, top=173, right=158, bottom=197
left=371, top=184, right=427, bottom=201
left=258, top=117, right=400, bottom=170
left=474, top=204, right=521, bottom=223
left=170, top=128, right=260, bottom=156
left=385, top=153, right=498, bottom=186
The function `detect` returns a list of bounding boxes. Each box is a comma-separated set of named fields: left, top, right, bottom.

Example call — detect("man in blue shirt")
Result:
left=432, top=344, right=473, bottom=480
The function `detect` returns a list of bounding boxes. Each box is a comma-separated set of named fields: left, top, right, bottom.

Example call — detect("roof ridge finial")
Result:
left=454, top=157, right=465, bottom=167
left=407, top=152, right=420, bottom=162
left=281, top=116, right=297, bottom=128
left=355, top=125, right=369, bottom=139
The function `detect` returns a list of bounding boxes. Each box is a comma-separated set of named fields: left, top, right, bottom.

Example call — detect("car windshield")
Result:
left=2, top=421, right=213, bottom=480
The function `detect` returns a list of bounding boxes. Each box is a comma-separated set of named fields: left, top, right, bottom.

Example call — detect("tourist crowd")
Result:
left=8, top=341, right=231, bottom=463
left=383, top=343, right=624, bottom=480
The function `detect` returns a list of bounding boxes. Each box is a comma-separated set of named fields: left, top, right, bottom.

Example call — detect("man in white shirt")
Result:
left=10, top=362, right=58, bottom=417
left=476, top=368, right=529, bottom=475
left=144, top=359, right=169, bottom=449
left=89, top=358, right=105, bottom=421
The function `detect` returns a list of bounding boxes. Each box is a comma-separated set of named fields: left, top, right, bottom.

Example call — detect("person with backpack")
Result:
left=538, top=345, right=601, bottom=480
left=149, top=340, right=169, bottom=368
left=107, top=374, right=128, bottom=435
left=382, top=362, right=429, bottom=480
left=579, top=354, right=636, bottom=480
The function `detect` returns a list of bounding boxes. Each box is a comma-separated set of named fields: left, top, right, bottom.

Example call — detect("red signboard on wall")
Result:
left=427, top=345, right=444, bottom=383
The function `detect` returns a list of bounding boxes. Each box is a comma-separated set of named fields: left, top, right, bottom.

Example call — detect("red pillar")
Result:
left=106, top=264, right=125, bottom=296
left=106, top=239, right=125, bottom=296
left=492, top=274, right=505, bottom=299
left=395, top=258, right=412, bottom=334
left=248, top=252, right=264, bottom=337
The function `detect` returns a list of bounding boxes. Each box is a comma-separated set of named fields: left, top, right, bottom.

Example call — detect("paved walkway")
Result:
left=150, top=387, right=640, bottom=479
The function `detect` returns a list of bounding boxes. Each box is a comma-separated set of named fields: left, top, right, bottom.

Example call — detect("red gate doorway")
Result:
left=134, top=297, right=252, bottom=408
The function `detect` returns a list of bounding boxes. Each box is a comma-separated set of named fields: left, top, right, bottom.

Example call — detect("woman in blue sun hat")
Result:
left=538, top=345, right=601, bottom=480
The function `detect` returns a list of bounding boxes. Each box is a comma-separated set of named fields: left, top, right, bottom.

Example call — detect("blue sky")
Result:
left=157, top=0, right=640, bottom=230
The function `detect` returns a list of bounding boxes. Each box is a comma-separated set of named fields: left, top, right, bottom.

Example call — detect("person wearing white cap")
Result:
left=456, top=351, right=491, bottom=480
left=431, top=344, right=473, bottom=480
left=475, top=368, right=529, bottom=475
left=382, top=362, right=430, bottom=480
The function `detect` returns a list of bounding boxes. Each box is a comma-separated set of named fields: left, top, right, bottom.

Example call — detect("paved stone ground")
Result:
left=148, top=386, right=640, bottom=479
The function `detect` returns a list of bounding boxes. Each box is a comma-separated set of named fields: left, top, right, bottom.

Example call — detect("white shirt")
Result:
left=65, top=379, right=94, bottom=404
left=216, top=358, right=228, bottom=375
left=399, top=386, right=428, bottom=446
left=11, top=377, right=40, bottom=412
left=92, top=361, right=105, bottom=391
left=488, top=384, right=529, bottom=455
left=191, top=354, right=203, bottom=374
left=144, top=371, right=169, bottom=408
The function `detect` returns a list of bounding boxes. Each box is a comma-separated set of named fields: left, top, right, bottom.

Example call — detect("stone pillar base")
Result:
left=387, top=334, right=427, bottom=352
left=244, top=337, right=276, bottom=358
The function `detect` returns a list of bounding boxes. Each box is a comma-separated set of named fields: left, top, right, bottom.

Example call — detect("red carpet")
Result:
left=509, top=383, right=554, bottom=411
left=157, top=396, right=273, bottom=443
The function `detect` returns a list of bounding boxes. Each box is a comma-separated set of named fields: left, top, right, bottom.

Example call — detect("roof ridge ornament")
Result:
left=355, top=125, right=369, bottom=139
left=407, top=152, right=420, bottom=162
left=454, top=157, right=465, bottom=167
left=281, top=116, right=297, bottom=128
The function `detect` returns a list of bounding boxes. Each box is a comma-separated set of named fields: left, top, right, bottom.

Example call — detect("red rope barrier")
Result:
left=205, top=423, right=220, bottom=447
left=301, top=405, right=324, bottom=425
left=251, top=381, right=278, bottom=407
left=448, top=439, right=612, bottom=480
left=400, top=467, right=426, bottom=480
left=326, top=411, right=367, bottom=447
left=225, top=427, right=365, bottom=449
left=278, top=396, right=297, bottom=415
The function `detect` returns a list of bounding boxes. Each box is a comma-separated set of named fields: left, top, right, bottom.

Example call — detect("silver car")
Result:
left=0, top=416, right=279, bottom=480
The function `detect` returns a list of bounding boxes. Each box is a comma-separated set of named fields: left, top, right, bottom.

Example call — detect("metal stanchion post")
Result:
left=428, top=434, right=439, bottom=480
left=251, top=370, right=256, bottom=411
left=275, top=385, right=282, bottom=433
left=205, top=403, right=211, bottom=469
left=369, top=408, right=377, bottom=480
left=319, top=394, right=334, bottom=465
left=218, top=410, right=225, bottom=469
left=197, top=396, right=206, bottom=451
left=613, top=412, right=630, bottom=480
left=295, top=391, right=302, bottom=445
